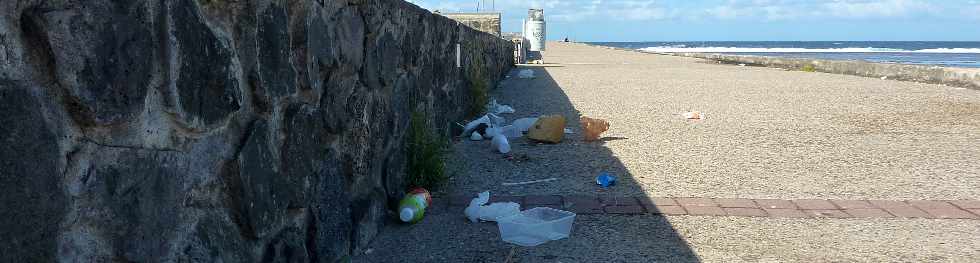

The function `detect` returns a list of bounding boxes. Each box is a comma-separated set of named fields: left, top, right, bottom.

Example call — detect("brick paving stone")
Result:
left=563, top=195, right=599, bottom=204
left=685, top=206, right=726, bottom=216
left=763, top=208, right=809, bottom=218
left=843, top=208, right=893, bottom=218
left=804, top=209, right=851, bottom=218
left=604, top=205, right=645, bottom=214
left=489, top=195, right=524, bottom=205
left=602, top=196, right=640, bottom=206
left=882, top=206, right=930, bottom=218
left=563, top=195, right=603, bottom=214
left=867, top=200, right=909, bottom=208
left=949, top=200, right=980, bottom=209
left=907, top=200, right=958, bottom=210
left=754, top=199, right=797, bottom=209
left=525, top=195, right=562, bottom=205
left=918, top=208, right=978, bottom=219
left=832, top=200, right=875, bottom=209
left=715, top=198, right=758, bottom=208
left=724, top=207, right=767, bottom=217
left=675, top=197, right=717, bottom=207
left=968, top=209, right=980, bottom=217
left=793, top=199, right=838, bottom=210
left=639, top=197, right=678, bottom=206
left=651, top=205, right=687, bottom=215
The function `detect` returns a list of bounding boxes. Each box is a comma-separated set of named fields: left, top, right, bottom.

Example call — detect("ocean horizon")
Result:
left=588, top=41, right=980, bottom=68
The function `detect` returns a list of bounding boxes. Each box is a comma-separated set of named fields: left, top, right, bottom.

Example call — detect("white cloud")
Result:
left=699, top=0, right=945, bottom=21
left=413, top=0, right=970, bottom=22
left=821, top=0, right=939, bottom=19
left=415, top=0, right=674, bottom=22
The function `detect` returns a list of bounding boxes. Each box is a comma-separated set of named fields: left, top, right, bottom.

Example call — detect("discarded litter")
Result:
left=488, top=99, right=516, bottom=114
left=518, top=69, right=536, bottom=79
left=399, top=188, right=432, bottom=223
left=470, top=132, right=484, bottom=141
left=499, top=117, right=539, bottom=138
left=474, top=123, right=489, bottom=136
left=492, top=135, right=511, bottom=154
left=880, top=76, right=888, bottom=80
left=464, top=191, right=521, bottom=223
left=527, top=115, right=566, bottom=143
left=502, top=178, right=558, bottom=186
left=497, top=207, right=576, bottom=247
left=579, top=116, right=609, bottom=141
left=484, top=127, right=501, bottom=139
left=682, top=111, right=705, bottom=120
left=461, top=115, right=491, bottom=136
left=563, top=128, right=574, bottom=134
left=596, top=172, right=616, bottom=188
left=461, top=114, right=504, bottom=137
left=504, top=153, right=532, bottom=163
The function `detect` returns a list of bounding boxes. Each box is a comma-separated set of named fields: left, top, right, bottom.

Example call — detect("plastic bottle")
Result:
left=399, top=188, right=432, bottom=223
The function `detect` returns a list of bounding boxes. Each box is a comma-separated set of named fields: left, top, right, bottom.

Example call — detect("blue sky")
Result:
left=409, top=0, right=980, bottom=41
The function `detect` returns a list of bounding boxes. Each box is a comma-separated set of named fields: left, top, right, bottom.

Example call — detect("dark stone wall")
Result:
left=0, top=0, right=513, bottom=261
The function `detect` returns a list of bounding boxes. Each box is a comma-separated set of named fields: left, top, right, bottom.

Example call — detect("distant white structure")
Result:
left=524, top=9, right=545, bottom=52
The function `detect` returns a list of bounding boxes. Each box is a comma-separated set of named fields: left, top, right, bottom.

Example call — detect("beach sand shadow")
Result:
left=356, top=66, right=700, bottom=262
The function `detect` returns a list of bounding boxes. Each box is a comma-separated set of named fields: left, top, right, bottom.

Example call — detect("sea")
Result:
left=588, top=41, right=980, bottom=68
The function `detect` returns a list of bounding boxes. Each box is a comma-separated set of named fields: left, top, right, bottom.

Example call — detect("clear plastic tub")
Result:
left=497, top=207, right=576, bottom=246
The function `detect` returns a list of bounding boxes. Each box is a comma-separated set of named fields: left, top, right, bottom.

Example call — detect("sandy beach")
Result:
left=450, top=41, right=980, bottom=201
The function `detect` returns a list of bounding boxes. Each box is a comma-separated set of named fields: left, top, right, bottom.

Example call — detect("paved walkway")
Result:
left=359, top=42, right=980, bottom=262
left=443, top=195, right=980, bottom=219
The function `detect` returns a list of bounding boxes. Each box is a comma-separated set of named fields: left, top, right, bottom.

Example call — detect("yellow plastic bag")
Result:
left=527, top=115, right=566, bottom=143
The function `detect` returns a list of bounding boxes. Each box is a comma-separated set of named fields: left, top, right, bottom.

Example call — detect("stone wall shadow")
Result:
left=441, top=65, right=701, bottom=262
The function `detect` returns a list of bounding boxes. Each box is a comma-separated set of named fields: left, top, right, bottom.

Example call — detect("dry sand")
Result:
left=449, top=42, right=980, bottom=201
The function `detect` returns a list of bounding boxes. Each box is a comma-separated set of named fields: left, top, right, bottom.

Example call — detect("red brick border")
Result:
left=442, top=195, right=980, bottom=220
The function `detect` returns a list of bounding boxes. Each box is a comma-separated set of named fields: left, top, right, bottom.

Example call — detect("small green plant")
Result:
left=406, top=110, right=448, bottom=190
left=468, top=75, right=489, bottom=118
left=801, top=64, right=816, bottom=72
left=466, top=43, right=490, bottom=117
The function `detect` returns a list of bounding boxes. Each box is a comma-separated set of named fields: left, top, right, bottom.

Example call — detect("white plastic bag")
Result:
left=487, top=99, right=516, bottom=114
left=464, top=191, right=520, bottom=222
left=464, top=192, right=491, bottom=223
left=484, top=127, right=501, bottom=139
left=461, top=115, right=491, bottom=136
left=511, top=118, right=538, bottom=132
left=499, top=117, right=538, bottom=138
left=492, top=135, right=511, bottom=154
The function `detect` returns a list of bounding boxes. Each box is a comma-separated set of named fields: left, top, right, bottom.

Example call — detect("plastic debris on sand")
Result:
left=518, top=69, right=535, bottom=79
left=488, top=99, right=516, bottom=114
left=527, top=115, right=566, bottom=143
left=464, top=191, right=521, bottom=223
left=579, top=116, right=609, bottom=141
left=683, top=111, right=705, bottom=120
left=596, top=172, right=616, bottom=188
left=492, top=135, right=511, bottom=154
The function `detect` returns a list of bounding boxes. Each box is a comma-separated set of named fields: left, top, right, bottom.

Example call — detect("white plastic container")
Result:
left=497, top=207, right=576, bottom=247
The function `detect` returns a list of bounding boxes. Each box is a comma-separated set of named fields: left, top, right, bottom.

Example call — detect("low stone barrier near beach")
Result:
left=668, top=52, right=980, bottom=89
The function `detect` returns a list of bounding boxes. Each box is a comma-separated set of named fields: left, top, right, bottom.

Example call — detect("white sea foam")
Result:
left=639, top=46, right=980, bottom=54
